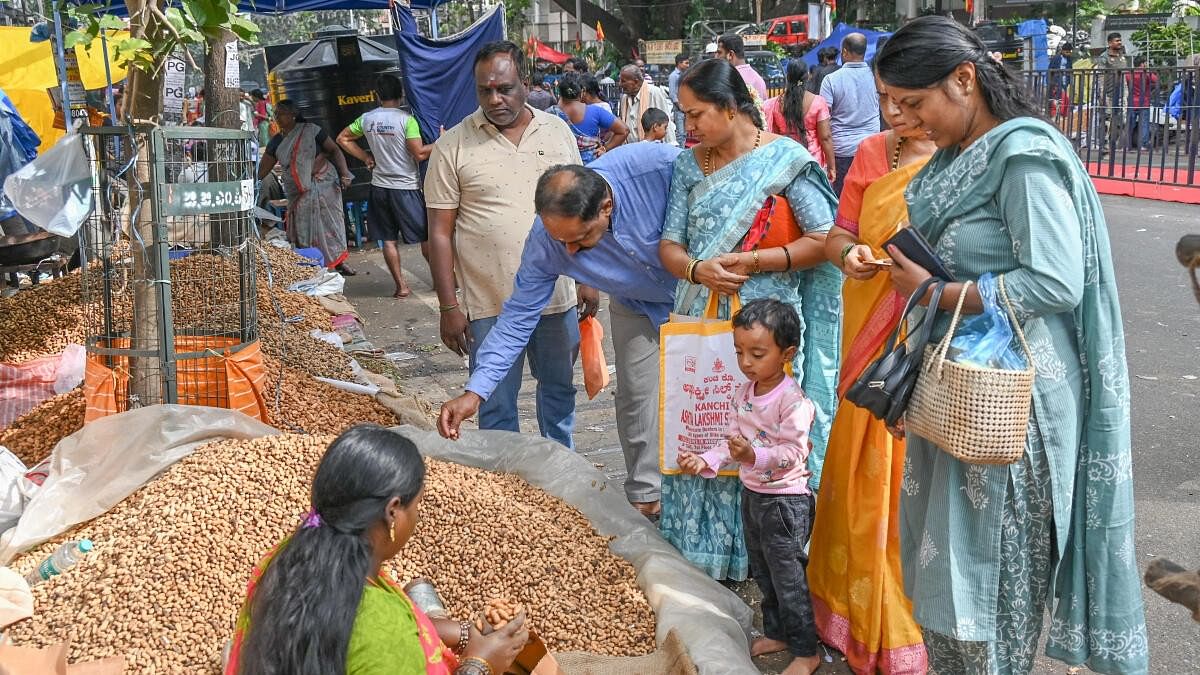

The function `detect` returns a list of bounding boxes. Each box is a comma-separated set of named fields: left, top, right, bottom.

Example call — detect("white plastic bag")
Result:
left=0, top=449, right=27, bottom=534
left=0, top=405, right=278, bottom=563
left=2, top=132, right=93, bottom=237
left=288, top=270, right=344, bottom=297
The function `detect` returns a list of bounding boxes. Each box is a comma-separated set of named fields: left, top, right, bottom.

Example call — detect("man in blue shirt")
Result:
left=439, top=142, right=681, bottom=517
left=668, top=53, right=690, bottom=146
left=819, top=33, right=879, bottom=195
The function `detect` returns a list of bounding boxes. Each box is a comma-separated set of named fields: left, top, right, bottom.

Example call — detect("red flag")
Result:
left=595, top=21, right=605, bottom=42
left=965, top=0, right=974, bottom=13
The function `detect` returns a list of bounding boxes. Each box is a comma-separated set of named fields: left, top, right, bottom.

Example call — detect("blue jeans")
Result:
left=673, top=108, right=686, bottom=146
left=1127, top=108, right=1152, bottom=149
left=468, top=310, right=579, bottom=449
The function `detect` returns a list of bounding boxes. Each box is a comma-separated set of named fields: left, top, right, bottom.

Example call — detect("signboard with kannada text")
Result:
left=643, top=39, right=683, bottom=64
left=743, top=34, right=768, bottom=47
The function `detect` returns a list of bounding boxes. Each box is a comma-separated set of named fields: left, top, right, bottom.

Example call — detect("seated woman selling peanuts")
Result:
left=226, top=425, right=528, bottom=675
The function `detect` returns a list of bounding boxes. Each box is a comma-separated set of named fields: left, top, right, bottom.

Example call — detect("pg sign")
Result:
left=162, top=58, right=187, bottom=125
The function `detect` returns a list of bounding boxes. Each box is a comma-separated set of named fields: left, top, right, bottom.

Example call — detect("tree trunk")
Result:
left=124, top=0, right=167, bottom=406
left=204, top=27, right=241, bottom=247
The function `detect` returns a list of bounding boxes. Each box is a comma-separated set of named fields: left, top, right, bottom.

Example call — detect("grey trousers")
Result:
left=608, top=298, right=661, bottom=503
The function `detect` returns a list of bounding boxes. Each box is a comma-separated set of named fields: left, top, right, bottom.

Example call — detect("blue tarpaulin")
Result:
left=1018, top=19, right=1049, bottom=72
left=392, top=3, right=504, bottom=141
left=802, top=23, right=892, bottom=68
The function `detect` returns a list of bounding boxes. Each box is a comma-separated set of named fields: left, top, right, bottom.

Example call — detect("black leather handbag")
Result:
left=845, top=278, right=947, bottom=426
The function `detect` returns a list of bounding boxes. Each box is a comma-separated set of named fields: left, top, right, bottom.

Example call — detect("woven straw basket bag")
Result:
left=906, top=277, right=1035, bottom=465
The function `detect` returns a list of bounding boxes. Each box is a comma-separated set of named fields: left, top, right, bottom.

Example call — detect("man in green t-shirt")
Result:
left=338, top=74, right=431, bottom=298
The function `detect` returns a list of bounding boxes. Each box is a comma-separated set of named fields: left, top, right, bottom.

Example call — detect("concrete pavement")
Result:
left=339, top=193, right=1199, bottom=673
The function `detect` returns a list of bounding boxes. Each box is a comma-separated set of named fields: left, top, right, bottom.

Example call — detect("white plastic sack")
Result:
left=51, top=345, right=85, bottom=395
left=0, top=405, right=278, bottom=564
left=288, top=270, right=344, bottom=297
left=2, top=133, right=93, bottom=237
left=394, top=427, right=758, bottom=675
left=0, top=449, right=27, bottom=534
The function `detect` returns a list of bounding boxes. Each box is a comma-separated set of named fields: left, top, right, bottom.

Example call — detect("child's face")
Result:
left=732, top=323, right=796, bottom=384
left=647, top=123, right=668, bottom=141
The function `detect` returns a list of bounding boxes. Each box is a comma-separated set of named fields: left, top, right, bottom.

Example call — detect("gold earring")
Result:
left=388, top=520, right=396, bottom=542
left=727, top=110, right=735, bottom=120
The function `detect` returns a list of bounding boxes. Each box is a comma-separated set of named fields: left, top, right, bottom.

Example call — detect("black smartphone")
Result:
left=882, top=228, right=956, bottom=281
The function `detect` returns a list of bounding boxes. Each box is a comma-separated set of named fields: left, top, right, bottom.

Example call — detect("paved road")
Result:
left=340, top=193, right=1199, bottom=673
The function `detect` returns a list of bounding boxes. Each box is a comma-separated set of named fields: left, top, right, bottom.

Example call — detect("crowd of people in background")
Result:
left=237, top=19, right=1153, bottom=675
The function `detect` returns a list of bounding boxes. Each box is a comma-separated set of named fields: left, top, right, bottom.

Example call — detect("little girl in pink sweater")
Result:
left=679, top=298, right=819, bottom=675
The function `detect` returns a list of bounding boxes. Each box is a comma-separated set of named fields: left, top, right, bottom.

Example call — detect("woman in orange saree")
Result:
left=806, top=75, right=937, bottom=675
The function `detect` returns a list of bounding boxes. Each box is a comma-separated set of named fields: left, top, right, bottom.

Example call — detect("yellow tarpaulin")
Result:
left=0, top=26, right=128, bottom=153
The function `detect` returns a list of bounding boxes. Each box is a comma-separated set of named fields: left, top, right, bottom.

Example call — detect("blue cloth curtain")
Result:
left=391, top=4, right=505, bottom=141
left=802, top=23, right=892, bottom=68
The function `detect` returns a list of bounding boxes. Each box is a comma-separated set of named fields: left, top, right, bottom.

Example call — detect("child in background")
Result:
left=640, top=108, right=670, bottom=143
left=678, top=299, right=820, bottom=675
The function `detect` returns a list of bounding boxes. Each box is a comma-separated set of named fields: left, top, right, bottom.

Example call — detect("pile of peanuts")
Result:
left=0, top=390, right=86, bottom=467
left=391, top=460, right=657, bottom=657
left=7, top=434, right=656, bottom=672
left=261, top=355, right=396, bottom=433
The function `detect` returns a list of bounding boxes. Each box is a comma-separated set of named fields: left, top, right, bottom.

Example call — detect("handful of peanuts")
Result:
left=476, top=598, right=525, bottom=634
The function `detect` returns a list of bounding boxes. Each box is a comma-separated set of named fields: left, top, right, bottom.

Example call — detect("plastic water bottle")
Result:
left=24, top=540, right=93, bottom=586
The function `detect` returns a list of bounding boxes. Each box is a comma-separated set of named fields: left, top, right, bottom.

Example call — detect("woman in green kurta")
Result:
left=230, top=425, right=529, bottom=675
left=872, top=17, right=1148, bottom=675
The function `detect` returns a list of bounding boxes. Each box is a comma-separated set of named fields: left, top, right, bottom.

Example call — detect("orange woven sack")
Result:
left=84, top=338, right=267, bottom=423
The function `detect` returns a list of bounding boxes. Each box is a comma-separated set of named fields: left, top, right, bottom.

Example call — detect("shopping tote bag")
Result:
left=659, top=294, right=747, bottom=476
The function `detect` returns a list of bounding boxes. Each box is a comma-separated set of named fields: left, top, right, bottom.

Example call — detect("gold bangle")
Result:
left=439, top=303, right=460, bottom=313
left=686, top=258, right=700, bottom=284
left=751, top=249, right=761, bottom=274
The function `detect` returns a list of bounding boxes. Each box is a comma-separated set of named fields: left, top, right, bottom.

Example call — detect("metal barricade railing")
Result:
left=1024, top=66, right=1199, bottom=187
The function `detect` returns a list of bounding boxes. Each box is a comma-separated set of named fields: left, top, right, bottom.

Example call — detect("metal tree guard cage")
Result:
left=78, top=125, right=259, bottom=412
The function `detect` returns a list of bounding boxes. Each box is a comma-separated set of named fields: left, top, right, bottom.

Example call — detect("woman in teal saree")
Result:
left=658, top=58, right=842, bottom=581
left=874, top=17, right=1148, bottom=675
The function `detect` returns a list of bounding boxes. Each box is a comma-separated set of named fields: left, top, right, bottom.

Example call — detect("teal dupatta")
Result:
left=668, top=138, right=842, bottom=488
left=905, top=117, right=1148, bottom=674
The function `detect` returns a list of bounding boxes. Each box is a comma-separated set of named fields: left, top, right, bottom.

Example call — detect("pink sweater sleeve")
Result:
left=750, top=391, right=815, bottom=474
left=697, top=383, right=751, bottom=477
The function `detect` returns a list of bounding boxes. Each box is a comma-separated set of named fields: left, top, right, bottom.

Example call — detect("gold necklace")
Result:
left=891, top=135, right=908, bottom=171
left=704, top=127, right=762, bottom=176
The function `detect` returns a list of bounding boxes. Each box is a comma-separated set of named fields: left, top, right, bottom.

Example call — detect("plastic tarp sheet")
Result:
left=1018, top=19, right=1049, bottom=72
left=0, top=403, right=757, bottom=672
left=0, top=405, right=278, bottom=564
left=394, top=427, right=758, bottom=675
left=801, top=23, right=892, bottom=68
left=391, top=4, right=505, bottom=140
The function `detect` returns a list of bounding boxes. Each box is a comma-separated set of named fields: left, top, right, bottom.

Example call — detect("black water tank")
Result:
left=271, top=25, right=402, bottom=202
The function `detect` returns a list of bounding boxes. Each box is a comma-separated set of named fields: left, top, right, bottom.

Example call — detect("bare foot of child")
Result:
left=393, top=283, right=411, bottom=299
left=750, top=637, right=788, bottom=657
left=781, top=654, right=821, bottom=675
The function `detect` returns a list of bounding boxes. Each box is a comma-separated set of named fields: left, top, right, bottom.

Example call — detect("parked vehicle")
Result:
left=973, top=21, right=1024, bottom=67
left=764, top=15, right=809, bottom=47
left=745, top=50, right=786, bottom=92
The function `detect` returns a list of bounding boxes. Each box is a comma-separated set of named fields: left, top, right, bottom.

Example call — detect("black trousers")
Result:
left=742, top=490, right=818, bottom=658
left=832, top=154, right=856, bottom=196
